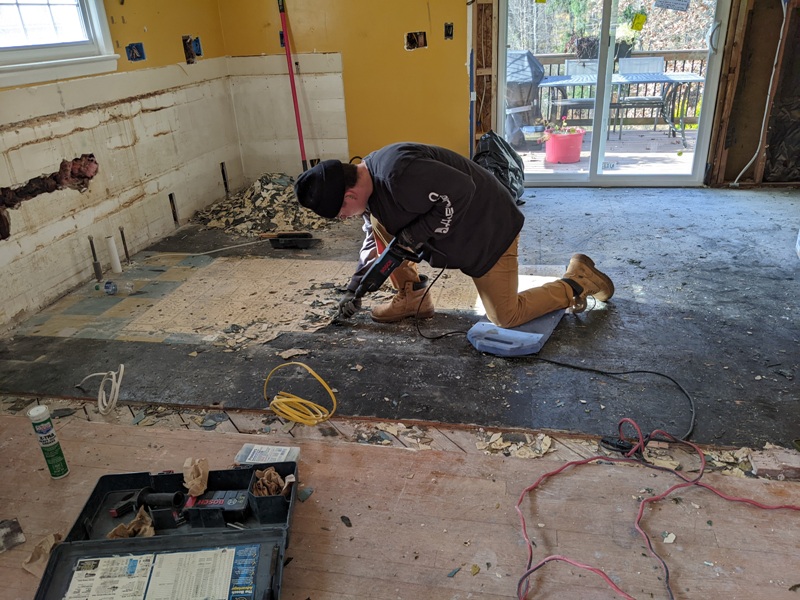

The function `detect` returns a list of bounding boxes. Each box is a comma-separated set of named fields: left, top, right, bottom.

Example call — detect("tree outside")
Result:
left=507, top=0, right=717, bottom=55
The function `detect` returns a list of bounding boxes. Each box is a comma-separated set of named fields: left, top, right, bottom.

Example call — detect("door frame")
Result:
left=497, top=0, right=732, bottom=187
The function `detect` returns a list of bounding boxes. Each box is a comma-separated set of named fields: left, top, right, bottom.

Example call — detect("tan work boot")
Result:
left=561, top=253, right=614, bottom=313
left=371, top=276, right=435, bottom=323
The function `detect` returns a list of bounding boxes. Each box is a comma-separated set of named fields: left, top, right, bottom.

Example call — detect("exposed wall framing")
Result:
left=761, top=1, right=800, bottom=182
left=706, top=0, right=751, bottom=186
left=707, top=0, right=800, bottom=186
left=473, top=0, right=498, bottom=147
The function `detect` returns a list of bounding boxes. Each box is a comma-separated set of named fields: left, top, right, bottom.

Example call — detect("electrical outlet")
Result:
left=405, top=31, right=427, bottom=50
left=182, top=35, right=196, bottom=64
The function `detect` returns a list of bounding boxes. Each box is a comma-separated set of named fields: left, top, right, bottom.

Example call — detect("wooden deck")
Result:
left=3, top=398, right=799, bottom=600
left=518, top=128, right=698, bottom=176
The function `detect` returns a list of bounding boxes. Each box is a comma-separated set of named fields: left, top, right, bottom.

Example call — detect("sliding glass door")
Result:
left=501, top=0, right=729, bottom=186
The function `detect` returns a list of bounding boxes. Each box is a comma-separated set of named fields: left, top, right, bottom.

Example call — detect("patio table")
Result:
left=539, top=72, right=705, bottom=146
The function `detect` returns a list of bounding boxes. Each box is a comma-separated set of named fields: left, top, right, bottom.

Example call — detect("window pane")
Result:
left=18, top=5, right=57, bottom=45
left=51, top=5, right=86, bottom=42
left=0, top=1, right=87, bottom=47
left=0, top=7, right=26, bottom=48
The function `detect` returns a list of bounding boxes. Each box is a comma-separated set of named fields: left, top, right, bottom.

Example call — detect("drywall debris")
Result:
left=193, top=172, right=331, bottom=237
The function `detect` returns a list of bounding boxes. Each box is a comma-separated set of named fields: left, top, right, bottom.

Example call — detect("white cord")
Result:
left=76, top=364, right=125, bottom=415
left=731, top=0, right=788, bottom=187
left=144, top=239, right=274, bottom=262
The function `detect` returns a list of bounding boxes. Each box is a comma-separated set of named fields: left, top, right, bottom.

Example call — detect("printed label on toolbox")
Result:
left=244, top=445, right=292, bottom=463
left=64, top=555, right=154, bottom=600
left=62, top=546, right=260, bottom=600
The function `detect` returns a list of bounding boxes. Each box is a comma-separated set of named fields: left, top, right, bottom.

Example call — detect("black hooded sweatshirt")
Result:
left=363, top=142, right=524, bottom=278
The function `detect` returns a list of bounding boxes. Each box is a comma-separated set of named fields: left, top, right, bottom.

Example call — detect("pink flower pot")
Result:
left=544, top=129, right=585, bottom=164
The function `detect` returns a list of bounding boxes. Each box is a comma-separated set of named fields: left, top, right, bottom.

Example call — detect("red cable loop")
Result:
left=515, top=418, right=800, bottom=599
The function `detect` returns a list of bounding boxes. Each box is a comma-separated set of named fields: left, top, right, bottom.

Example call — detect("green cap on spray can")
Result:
left=28, top=405, right=70, bottom=479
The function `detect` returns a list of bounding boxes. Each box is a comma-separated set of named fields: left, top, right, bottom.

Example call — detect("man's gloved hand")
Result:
left=337, top=290, right=362, bottom=319
left=396, top=228, right=424, bottom=252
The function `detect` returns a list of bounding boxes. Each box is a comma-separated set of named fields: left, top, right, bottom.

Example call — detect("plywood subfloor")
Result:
left=2, top=413, right=799, bottom=600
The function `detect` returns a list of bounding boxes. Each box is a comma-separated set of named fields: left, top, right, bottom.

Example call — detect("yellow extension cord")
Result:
left=263, top=362, right=337, bottom=425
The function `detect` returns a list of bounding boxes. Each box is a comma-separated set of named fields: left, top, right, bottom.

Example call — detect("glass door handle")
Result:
left=706, top=21, right=721, bottom=55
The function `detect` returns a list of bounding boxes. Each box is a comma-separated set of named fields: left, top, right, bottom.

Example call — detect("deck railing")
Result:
left=531, top=49, right=707, bottom=127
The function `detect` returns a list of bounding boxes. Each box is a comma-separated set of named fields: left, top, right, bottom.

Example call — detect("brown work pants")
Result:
left=472, top=236, right=572, bottom=328
left=372, top=221, right=571, bottom=328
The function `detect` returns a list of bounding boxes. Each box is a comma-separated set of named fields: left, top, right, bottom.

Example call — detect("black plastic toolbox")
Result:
left=34, top=462, right=297, bottom=600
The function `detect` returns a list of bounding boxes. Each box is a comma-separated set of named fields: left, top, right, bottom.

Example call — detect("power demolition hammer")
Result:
left=354, top=237, right=425, bottom=299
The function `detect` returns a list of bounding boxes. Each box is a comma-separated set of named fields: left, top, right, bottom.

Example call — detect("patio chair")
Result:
left=551, top=59, right=598, bottom=124
left=613, top=57, right=667, bottom=139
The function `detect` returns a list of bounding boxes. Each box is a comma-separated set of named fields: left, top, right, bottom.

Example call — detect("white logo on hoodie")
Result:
left=429, top=192, right=453, bottom=234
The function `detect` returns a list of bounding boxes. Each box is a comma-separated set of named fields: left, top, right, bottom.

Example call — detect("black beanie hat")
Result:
left=293, top=159, right=345, bottom=219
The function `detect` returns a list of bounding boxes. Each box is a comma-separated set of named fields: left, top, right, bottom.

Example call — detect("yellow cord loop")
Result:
left=263, top=362, right=337, bottom=426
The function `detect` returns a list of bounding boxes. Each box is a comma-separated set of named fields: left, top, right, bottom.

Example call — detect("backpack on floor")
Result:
left=473, top=130, right=526, bottom=205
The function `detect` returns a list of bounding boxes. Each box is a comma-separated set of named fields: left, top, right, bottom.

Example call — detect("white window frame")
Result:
left=0, top=0, right=118, bottom=88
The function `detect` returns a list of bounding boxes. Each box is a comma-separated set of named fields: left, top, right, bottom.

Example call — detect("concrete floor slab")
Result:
left=1, top=187, right=798, bottom=449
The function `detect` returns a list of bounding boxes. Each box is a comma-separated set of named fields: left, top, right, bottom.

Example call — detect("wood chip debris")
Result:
left=278, top=348, right=309, bottom=359
left=704, top=446, right=753, bottom=476
left=643, top=448, right=682, bottom=470
left=475, top=430, right=554, bottom=458
left=193, top=172, right=331, bottom=237
left=349, top=422, right=436, bottom=450
left=219, top=322, right=282, bottom=352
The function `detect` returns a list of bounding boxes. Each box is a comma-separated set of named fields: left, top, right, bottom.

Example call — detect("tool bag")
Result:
left=473, top=130, right=526, bottom=205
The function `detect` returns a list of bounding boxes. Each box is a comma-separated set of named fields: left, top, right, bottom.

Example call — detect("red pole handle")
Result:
left=278, top=1, right=308, bottom=171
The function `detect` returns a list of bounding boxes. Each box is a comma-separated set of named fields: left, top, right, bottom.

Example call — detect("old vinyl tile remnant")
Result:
left=0, top=519, right=25, bottom=554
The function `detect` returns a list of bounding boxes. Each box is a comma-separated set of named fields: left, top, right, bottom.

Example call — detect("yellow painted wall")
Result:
left=103, top=1, right=469, bottom=158
left=217, top=0, right=470, bottom=158
left=104, top=0, right=226, bottom=69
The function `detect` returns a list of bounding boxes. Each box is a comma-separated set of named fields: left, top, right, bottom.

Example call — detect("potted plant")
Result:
left=520, top=117, right=549, bottom=147
left=574, top=35, right=600, bottom=59
left=614, top=22, right=636, bottom=60
left=542, top=117, right=585, bottom=164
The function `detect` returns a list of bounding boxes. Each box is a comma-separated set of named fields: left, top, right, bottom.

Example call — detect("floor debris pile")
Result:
left=192, top=172, right=331, bottom=236
left=476, top=430, right=555, bottom=458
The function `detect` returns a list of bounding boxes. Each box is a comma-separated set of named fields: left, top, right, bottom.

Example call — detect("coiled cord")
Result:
left=76, top=364, right=125, bottom=415
left=263, top=362, right=337, bottom=425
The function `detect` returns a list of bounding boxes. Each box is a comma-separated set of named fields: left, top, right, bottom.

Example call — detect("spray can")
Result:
left=27, top=405, right=70, bottom=479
